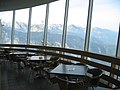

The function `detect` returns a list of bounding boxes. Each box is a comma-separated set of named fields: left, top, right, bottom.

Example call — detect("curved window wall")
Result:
left=0, top=0, right=120, bottom=77
left=0, top=0, right=119, bottom=57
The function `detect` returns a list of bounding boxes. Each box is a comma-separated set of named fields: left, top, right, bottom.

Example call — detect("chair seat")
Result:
left=87, top=68, right=103, bottom=77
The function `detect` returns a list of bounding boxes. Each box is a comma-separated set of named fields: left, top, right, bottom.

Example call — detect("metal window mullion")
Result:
left=114, top=23, right=120, bottom=80
left=11, top=10, right=15, bottom=45
left=84, top=0, right=93, bottom=52
left=61, top=0, right=69, bottom=48
left=43, top=4, right=49, bottom=46
left=116, top=23, right=120, bottom=58
left=27, top=8, right=32, bottom=45
left=0, top=20, right=3, bottom=44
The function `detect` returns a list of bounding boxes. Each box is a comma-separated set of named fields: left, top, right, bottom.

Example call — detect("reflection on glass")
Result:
left=66, top=0, right=88, bottom=50
left=30, top=5, right=46, bottom=45
left=0, top=11, right=13, bottom=44
left=47, top=0, right=65, bottom=47
left=14, top=8, right=29, bottom=44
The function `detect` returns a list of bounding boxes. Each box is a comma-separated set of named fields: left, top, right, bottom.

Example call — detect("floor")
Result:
left=0, top=59, right=59, bottom=90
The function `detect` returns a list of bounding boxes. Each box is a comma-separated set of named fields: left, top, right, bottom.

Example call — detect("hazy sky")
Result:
left=91, top=0, right=120, bottom=31
left=0, top=0, right=120, bottom=32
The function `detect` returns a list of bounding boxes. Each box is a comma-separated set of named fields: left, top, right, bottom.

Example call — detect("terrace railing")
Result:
left=0, top=44, right=120, bottom=89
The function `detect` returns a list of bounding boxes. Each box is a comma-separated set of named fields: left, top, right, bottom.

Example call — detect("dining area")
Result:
left=0, top=49, right=115, bottom=90
left=49, top=63, right=88, bottom=90
left=48, top=63, right=103, bottom=90
left=22, top=53, right=103, bottom=90
left=0, top=43, right=119, bottom=90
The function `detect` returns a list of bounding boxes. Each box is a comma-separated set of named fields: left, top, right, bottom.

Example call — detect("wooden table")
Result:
left=50, top=64, right=88, bottom=76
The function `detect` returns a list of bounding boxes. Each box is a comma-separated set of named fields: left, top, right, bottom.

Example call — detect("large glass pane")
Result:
left=0, top=11, right=13, bottom=44
left=47, top=0, right=65, bottom=47
left=14, top=8, right=29, bottom=44
left=66, top=0, right=89, bottom=50
left=88, top=0, right=120, bottom=73
left=90, top=0, right=120, bottom=57
left=30, top=5, right=46, bottom=45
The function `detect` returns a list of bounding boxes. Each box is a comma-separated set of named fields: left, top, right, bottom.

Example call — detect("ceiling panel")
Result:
left=0, top=0, right=59, bottom=11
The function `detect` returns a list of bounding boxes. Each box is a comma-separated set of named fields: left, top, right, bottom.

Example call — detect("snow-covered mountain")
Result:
left=2, top=22, right=118, bottom=56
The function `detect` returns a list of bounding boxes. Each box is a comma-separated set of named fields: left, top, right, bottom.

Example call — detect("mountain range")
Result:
left=2, top=22, right=118, bottom=56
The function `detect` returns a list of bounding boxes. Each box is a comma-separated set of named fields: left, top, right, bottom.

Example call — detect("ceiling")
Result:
left=0, top=0, right=58, bottom=11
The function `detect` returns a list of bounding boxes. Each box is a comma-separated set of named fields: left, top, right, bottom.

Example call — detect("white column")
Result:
left=61, top=0, right=69, bottom=48
left=27, top=8, right=32, bottom=45
left=84, top=0, right=94, bottom=52
left=11, top=10, right=15, bottom=44
left=43, top=4, right=49, bottom=46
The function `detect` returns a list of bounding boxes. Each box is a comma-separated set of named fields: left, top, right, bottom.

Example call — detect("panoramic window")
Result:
left=66, top=0, right=89, bottom=50
left=14, top=8, right=29, bottom=44
left=47, top=0, right=65, bottom=47
left=90, top=0, right=120, bottom=56
left=30, top=5, right=46, bottom=45
left=0, top=11, right=13, bottom=44
left=89, top=0, right=120, bottom=67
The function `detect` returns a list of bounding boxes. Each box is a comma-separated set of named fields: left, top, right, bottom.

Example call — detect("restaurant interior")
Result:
left=0, top=0, right=120, bottom=90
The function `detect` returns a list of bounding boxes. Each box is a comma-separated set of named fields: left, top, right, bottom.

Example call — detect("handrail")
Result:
left=0, top=44, right=120, bottom=88
left=1, top=44, right=120, bottom=65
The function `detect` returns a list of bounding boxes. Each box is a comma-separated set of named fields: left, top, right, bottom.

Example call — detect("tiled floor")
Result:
left=0, top=60, right=59, bottom=90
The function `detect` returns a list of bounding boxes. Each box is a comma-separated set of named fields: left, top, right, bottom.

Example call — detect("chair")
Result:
left=43, top=56, right=60, bottom=79
left=50, top=56, right=59, bottom=61
left=86, top=68, right=103, bottom=90
left=88, top=74, right=102, bottom=90
left=68, top=79, right=85, bottom=90
left=51, top=56, right=60, bottom=67
left=29, top=62, right=44, bottom=79
left=87, top=68, right=103, bottom=77
left=50, top=76, right=68, bottom=90
left=45, top=56, right=60, bottom=68
left=50, top=76, right=85, bottom=90
left=74, top=62, right=86, bottom=66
